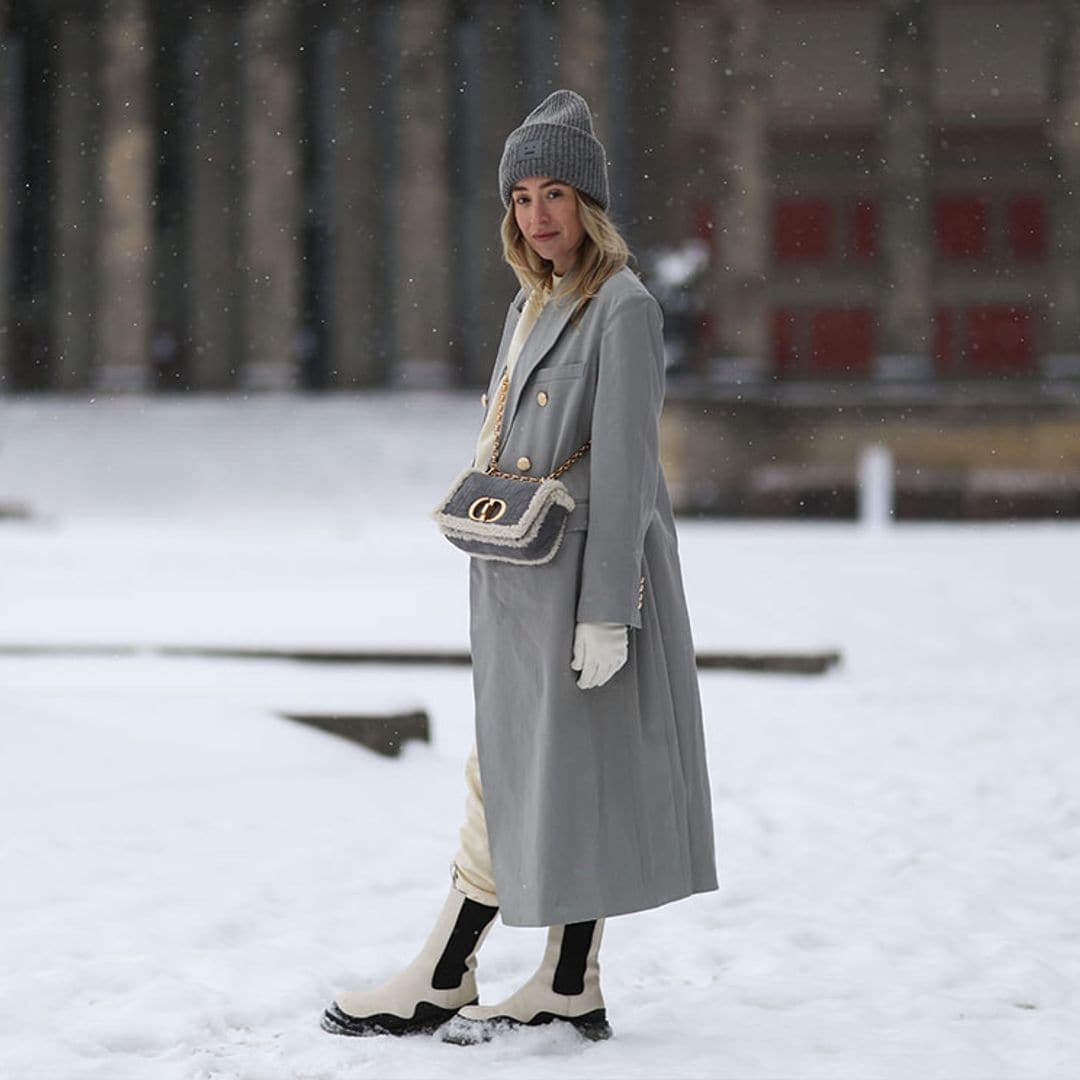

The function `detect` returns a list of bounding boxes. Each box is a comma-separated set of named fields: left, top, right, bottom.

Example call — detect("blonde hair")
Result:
left=500, top=189, right=632, bottom=325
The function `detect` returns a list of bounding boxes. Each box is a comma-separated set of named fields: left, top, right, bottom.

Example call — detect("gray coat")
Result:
left=468, top=266, right=718, bottom=927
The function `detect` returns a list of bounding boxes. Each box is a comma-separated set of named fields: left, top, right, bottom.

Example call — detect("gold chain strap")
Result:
left=486, top=368, right=590, bottom=484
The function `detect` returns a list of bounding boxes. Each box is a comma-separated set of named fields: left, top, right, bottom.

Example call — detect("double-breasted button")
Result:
left=517, top=456, right=532, bottom=472
left=536, top=390, right=549, bottom=407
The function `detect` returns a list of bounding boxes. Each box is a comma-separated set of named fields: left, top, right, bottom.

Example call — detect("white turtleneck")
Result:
left=474, top=271, right=563, bottom=470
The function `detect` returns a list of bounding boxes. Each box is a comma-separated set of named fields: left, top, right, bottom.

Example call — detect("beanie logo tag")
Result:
left=520, top=138, right=542, bottom=160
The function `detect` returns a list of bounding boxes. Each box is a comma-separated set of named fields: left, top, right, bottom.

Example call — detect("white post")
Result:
left=858, top=443, right=895, bottom=528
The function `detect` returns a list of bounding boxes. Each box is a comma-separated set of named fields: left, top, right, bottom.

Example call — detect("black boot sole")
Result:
left=321, top=998, right=477, bottom=1037
left=440, top=1007, right=613, bottom=1045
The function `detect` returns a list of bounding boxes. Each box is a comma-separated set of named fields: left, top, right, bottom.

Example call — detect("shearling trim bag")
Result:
left=432, top=369, right=590, bottom=565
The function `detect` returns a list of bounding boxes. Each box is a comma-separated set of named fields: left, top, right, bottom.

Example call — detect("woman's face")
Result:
left=511, top=176, right=585, bottom=276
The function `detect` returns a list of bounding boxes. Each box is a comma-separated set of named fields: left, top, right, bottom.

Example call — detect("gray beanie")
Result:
left=499, top=89, right=610, bottom=211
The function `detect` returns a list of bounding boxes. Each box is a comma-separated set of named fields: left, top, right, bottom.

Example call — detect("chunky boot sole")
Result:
left=321, top=998, right=476, bottom=1037
left=439, top=1007, right=613, bottom=1045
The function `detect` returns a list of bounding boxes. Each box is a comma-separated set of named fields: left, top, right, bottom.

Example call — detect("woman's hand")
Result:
left=570, top=622, right=628, bottom=690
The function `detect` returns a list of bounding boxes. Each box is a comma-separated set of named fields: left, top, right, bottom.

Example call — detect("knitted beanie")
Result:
left=498, top=89, right=609, bottom=211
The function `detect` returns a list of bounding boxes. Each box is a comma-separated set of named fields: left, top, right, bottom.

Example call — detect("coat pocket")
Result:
left=534, top=360, right=586, bottom=382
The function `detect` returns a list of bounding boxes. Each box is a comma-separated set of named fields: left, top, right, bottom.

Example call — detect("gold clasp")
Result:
left=468, top=496, right=508, bottom=523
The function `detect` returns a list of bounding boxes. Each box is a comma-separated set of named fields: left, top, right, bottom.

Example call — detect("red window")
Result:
left=849, top=197, right=878, bottom=260
left=774, top=198, right=832, bottom=262
left=809, top=308, right=874, bottom=374
left=964, top=305, right=1035, bottom=373
left=1006, top=193, right=1046, bottom=261
left=934, top=193, right=991, bottom=259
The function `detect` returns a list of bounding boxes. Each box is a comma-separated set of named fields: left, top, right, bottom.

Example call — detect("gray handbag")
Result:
left=432, top=370, right=590, bottom=565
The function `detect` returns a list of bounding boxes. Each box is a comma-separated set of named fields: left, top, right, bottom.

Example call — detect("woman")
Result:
left=323, top=88, right=717, bottom=1044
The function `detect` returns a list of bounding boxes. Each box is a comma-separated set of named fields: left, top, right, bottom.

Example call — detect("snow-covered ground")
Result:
left=1, top=395, right=1078, bottom=1080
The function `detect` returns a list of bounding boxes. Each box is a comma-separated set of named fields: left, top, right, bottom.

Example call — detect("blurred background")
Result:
left=0, top=0, right=1079, bottom=519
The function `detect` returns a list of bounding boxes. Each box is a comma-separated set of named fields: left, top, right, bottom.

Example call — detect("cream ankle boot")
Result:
left=322, top=887, right=499, bottom=1036
left=440, top=918, right=612, bottom=1043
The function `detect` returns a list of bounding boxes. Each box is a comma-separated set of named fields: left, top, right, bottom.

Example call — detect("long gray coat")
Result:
left=468, top=265, right=718, bottom=927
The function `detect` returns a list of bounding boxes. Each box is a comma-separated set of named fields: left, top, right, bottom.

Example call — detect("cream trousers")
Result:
left=450, top=743, right=500, bottom=908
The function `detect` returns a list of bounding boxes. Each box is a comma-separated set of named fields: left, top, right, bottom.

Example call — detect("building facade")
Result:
left=0, top=0, right=1076, bottom=397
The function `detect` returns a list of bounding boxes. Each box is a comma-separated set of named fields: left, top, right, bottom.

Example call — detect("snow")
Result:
left=1, top=394, right=1079, bottom=1079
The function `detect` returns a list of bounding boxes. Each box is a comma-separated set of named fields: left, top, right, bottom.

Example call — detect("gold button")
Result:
left=517, top=456, right=532, bottom=472
left=536, top=390, right=549, bottom=406
left=481, top=392, right=488, bottom=408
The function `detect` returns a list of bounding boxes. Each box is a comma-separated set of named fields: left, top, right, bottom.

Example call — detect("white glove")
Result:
left=570, top=621, right=628, bottom=690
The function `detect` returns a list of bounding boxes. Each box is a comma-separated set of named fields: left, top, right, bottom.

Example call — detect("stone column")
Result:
left=877, top=0, right=933, bottom=379
left=389, top=0, right=453, bottom=387
left=558, top=0, right=615, bottom=224
left=455, top=4, right=525, bottom=386
left=182, top=1, right=243, bottom=389
left=710, top=0, right=769, bottom=377
left=0, top=0, right=12, bottom=392
left=53, top=4, right=102, bottom=391
left=619, top=0, right=676, bottom=255
left=327, top=4, right=384, bottom=387
left=240, top=0, right=302, bottom=390
left=558, top=0, right=608, bottom=122
left=667, top=0, right=718, bottom=371
left=671, top=1, right=720, bottom=233
left=1046, top=0, right=1080, bottom=377
left=97, top=0, right=153, bottom=391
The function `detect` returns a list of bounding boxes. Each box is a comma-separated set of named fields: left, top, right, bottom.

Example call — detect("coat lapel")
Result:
left=502, top=290, right=577, bottom=431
